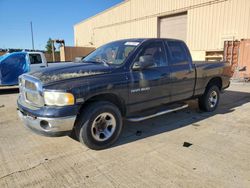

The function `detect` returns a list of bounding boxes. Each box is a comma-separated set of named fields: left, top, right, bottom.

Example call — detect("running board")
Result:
left=127, top=104, right=189, bottom=122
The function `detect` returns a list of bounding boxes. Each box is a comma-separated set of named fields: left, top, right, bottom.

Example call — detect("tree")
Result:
left=45, top=38, right=55, bottom=54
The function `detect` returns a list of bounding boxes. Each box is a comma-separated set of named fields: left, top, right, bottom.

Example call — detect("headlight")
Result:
left=44, top=91, right=75, bottom=106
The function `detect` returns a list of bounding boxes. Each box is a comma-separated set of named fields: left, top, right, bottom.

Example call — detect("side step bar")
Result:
left=127, top=104, right=188, bottom=122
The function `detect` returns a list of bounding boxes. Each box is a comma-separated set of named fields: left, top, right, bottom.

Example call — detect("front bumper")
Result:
left=18, top=110, right=76, bottom=137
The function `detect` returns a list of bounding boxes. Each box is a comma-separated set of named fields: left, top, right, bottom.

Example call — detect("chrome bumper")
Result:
left=18, top=110, right=76, bottom=136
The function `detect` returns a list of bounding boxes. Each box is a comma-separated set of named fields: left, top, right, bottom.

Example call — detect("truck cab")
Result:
left=28, top=52, right=48, bottom=72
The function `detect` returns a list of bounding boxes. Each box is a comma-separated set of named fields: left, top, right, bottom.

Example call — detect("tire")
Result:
left=75, top=101, right=123, bottom=150
left=198, top=85, right=220, bottom=112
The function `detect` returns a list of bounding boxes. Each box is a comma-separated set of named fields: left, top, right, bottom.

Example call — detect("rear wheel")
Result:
left=198, top=85, right=220, bottom=112
left=75, top=101, right=123, bottom=150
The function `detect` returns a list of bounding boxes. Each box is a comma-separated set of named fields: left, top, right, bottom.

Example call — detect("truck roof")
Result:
left=110, top=38, right=185, bottom=44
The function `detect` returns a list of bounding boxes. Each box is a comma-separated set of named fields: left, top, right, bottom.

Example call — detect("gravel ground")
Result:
left=0, top=83, right=249, bottom=188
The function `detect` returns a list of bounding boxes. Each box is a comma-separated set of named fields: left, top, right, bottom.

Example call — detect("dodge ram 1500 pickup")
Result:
left=17, top=38, right=231, bottom=150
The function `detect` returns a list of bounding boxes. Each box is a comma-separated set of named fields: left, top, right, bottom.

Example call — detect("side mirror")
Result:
left=74, top=57, right=83, bottom=63
left=133, top=55, right=155, bottom=70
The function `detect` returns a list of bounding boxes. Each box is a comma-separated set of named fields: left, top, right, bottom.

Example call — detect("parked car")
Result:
left=0, top=51, right=72, bottom=86
left=17, top=38, right=231, bottom=150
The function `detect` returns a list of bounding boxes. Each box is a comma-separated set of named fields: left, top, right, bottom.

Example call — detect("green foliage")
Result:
left=45, top=38, right=55, bottom=53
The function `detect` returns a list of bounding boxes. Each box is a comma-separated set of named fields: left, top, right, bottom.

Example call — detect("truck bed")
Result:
left=193, top=60, right=231, bottom=96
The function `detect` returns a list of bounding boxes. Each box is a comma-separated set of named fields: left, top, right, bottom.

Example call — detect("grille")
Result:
left=19, top=75, right=44, bottom=107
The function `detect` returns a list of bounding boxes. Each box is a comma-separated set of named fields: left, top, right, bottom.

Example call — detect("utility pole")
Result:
left=30, top=22, right=34, bottom=50
left=51, top=40, right=55, bottom=62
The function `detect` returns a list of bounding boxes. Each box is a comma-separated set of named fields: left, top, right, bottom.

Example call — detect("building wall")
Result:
left=188, top=0, right=250, bottom=51
left=44, top=52, right=60, bottom=62
left=74, top=0, right=250, bottom=59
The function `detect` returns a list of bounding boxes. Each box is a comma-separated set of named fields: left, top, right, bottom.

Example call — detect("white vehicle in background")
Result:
left=0, top=51, right=72, bottom=86
left=26, top=52, right=48, bottom=72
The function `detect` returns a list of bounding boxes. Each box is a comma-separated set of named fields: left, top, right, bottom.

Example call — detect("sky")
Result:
left=0, top=0, right=123, bottom=50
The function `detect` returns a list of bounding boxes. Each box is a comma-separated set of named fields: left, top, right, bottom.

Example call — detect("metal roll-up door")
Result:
left=159, top=13, right=187, bottom=42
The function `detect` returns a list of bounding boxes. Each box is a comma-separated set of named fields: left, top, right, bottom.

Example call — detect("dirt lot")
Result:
left=0, top=83, right=249, bottom=188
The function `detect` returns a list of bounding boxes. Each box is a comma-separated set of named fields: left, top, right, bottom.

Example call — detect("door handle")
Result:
left=40, top=66, right=46, bottom=68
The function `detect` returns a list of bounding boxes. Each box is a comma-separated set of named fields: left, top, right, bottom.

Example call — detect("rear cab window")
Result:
left=165, top=40, right=190, bottom=65
left=29, top=54, right=42, bottom=64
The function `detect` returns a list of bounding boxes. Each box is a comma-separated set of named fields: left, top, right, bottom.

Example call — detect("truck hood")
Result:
left=30, top=62, right=113, bottom=84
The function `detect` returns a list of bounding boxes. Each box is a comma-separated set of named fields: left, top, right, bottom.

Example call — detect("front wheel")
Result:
left=198, top=85, right=220, bottom=112
left=75, top=101, right=123, bottom=150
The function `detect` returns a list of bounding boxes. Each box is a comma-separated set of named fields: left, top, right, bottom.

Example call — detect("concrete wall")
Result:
left=60, top=46, right=95, bottom=61
left=74, top=0, right=250, bottom=60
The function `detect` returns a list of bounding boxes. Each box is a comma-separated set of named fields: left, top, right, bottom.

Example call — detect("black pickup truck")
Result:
left=17, top=38, right=231, bottom=150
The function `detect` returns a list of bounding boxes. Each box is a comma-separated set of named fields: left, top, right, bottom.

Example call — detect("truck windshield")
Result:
left=83, top=41, right=140, bottom=66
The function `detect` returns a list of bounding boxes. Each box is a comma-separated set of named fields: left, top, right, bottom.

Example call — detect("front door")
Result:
left=128, top=41, right=171, bottom=113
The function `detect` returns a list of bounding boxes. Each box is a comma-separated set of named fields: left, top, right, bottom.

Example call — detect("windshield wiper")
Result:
left=87, top=59, right=110, bottom=67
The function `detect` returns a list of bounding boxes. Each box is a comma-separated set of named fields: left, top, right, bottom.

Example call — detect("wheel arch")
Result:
left=206, top=77, right=222, bottom=91
left=79, top=93, right=126, bottom=117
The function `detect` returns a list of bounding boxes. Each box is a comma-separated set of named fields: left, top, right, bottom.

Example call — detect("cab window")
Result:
left=166, top=41, right=189, bottom=64
left=135, top=41, right=167, bottom=67
left=29, top=54, right=42, bottom=64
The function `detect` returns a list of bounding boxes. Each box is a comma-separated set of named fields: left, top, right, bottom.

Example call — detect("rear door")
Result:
left=165, top=40, right=196, bottom=101
left=128, top=40, right=172, bottom=112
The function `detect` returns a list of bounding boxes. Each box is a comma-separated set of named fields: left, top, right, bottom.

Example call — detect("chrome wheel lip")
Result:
left=91, top=112, right=116, bottom=142
left=208, top=90, right=218, bottom=108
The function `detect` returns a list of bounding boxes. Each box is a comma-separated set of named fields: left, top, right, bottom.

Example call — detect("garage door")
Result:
left=159, top=13, right=187, bottom=42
